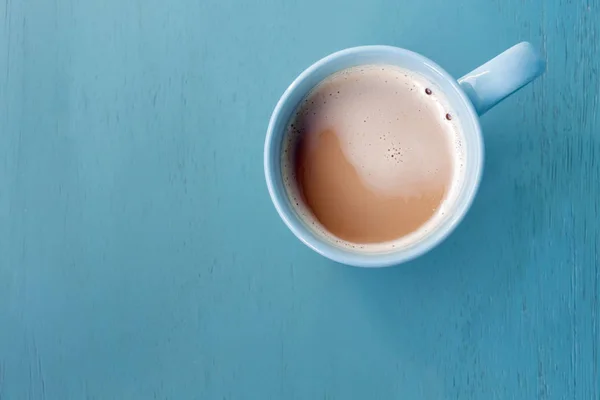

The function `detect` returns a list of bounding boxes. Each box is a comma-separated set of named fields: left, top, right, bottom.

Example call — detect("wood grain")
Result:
left=1, top=0, right=598, bottom=398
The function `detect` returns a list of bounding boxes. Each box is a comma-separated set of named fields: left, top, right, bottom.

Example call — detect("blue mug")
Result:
left=264, top=42, right=545, bottom=267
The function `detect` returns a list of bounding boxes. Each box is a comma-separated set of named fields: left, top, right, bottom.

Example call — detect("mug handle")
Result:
left=458, top=42, right=546, bottom=115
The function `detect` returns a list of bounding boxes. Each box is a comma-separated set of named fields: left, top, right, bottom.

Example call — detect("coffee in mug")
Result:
left=281, top=65, right=465, bottom=251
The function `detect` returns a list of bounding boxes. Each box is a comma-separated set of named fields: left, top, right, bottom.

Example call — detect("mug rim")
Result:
left=264, top=45, right=483, bottom=267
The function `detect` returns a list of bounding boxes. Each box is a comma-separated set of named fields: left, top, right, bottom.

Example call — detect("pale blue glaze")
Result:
left=265, top=44, right=542, bottom=267
left=459, top=42, right=546, bottom=115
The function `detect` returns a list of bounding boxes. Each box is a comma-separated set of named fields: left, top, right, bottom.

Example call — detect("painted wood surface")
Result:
left=1, top=0, right=599, bottom=398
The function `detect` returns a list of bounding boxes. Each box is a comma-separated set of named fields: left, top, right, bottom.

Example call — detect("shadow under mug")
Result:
left=264, top=42, right=545, bottom=267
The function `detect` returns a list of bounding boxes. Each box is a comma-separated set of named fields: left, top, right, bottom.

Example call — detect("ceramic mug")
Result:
left=264, top=42, right=545, bottom=267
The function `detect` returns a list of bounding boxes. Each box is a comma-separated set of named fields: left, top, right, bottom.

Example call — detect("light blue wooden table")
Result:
left=1, top=0, right=599, bottom=398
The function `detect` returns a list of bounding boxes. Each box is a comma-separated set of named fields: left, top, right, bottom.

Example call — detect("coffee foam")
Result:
left=282, top=64, right=466, bottom=253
